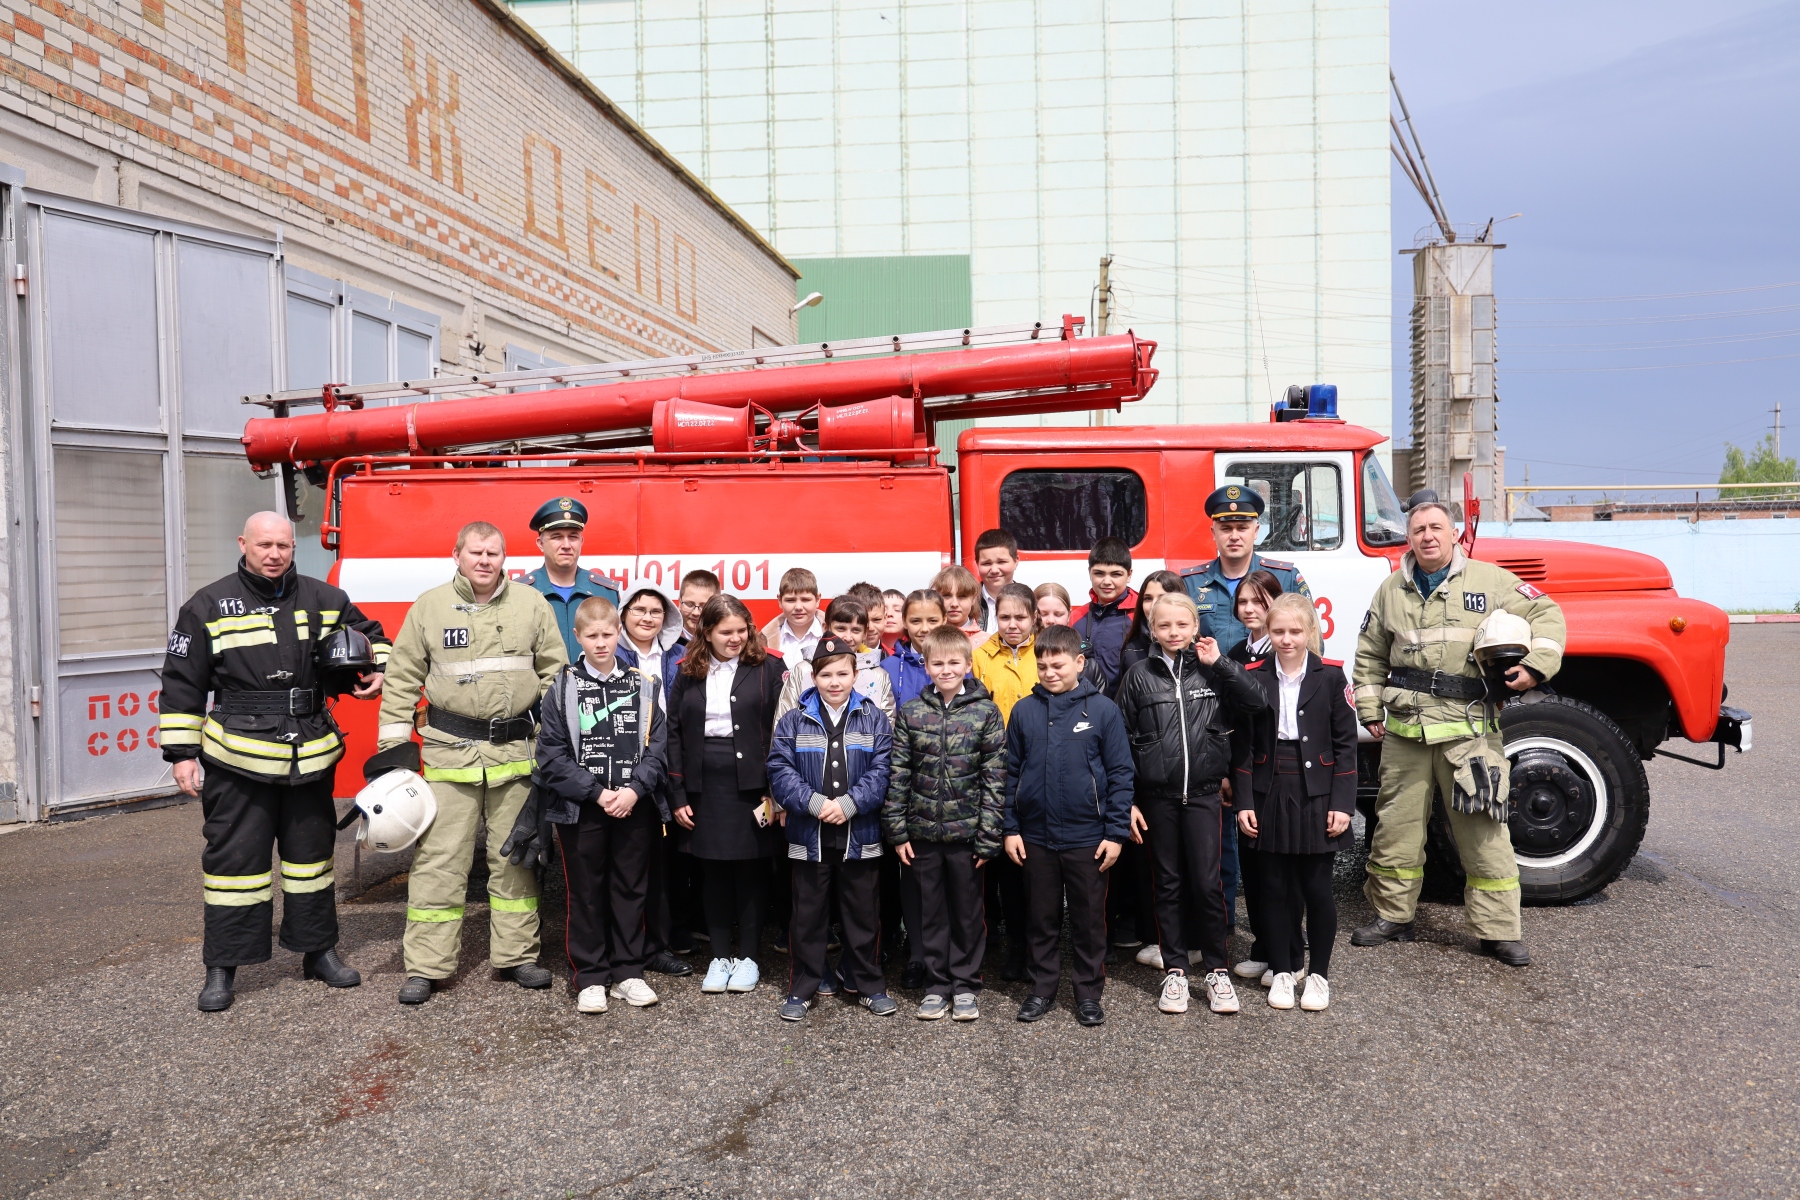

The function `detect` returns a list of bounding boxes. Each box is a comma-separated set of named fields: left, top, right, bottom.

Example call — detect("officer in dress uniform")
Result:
left=523, top=497, right=621, bottom=663
left=1180, top=484, right=1312, bottom=652
left=160, top=511, right=390, bottom=1012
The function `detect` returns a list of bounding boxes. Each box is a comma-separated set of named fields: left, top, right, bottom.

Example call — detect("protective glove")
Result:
left=498, top=786, right=552, bottom=869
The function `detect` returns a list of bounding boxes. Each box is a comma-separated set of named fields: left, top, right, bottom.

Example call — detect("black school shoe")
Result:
left=1016, top=995, right=1054, bottom=1023
left=1075, top=999, right=1104, bottom=1027
left=646, top=952, right=694, bottom=977
left=900, top=960, right=926, bottom=990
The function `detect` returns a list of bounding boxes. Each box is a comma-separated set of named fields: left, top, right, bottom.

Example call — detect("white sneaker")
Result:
left=1267, top=972, right=1297, bottom=1009
left=1203, top=970, right=1240, bottom=1014
left=1135, top=944, right=1164, bottom=968
left=576, top=985, right=609, bottom=1013
left=610, top=978, right=659, bottom=1007
left=1300, top=974, right=1330, bottom=1011
left=1260, top=967, right=1308, bottom=988
left=1157, top=970, right=1189, bottom=1014
left=1232, top=959, right=1268, bottom=980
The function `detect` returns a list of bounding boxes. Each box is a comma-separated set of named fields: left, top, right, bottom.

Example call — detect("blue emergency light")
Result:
left=1307, top=384, right=1338, bottom=419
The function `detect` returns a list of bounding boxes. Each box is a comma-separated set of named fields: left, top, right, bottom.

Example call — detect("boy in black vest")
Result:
left=535, top=597, right=669, bottom=1013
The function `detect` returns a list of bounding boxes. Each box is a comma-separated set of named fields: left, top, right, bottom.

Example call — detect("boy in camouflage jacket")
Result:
left=882, top=626, right=1007, bottom=1018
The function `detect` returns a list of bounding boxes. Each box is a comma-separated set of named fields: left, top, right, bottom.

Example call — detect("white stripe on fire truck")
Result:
left=336, top=553, right=954, bottom=605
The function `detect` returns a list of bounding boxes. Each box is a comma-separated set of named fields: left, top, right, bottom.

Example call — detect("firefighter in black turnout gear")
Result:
left=159, top=512, right=391, bottom=1011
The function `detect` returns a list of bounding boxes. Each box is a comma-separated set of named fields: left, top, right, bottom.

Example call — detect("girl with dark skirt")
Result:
left=1237, top=592, right=1358, bottom=1013
left=1224, top=569, right=1287, bottom=984
left=666, top=594, right=787, bottom=996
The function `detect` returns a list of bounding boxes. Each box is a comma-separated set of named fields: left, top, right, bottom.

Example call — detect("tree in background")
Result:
left=1719, top=434, right=1798, bottom=500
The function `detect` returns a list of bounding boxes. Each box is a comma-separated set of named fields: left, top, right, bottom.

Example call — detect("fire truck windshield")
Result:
left=1361, top=453, right=1408, bottom=546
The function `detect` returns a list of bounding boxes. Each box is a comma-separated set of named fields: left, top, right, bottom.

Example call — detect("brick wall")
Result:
left=0, top=0, right=799, bottom=368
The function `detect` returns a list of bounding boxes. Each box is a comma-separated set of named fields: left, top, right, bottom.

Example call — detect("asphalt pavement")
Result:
left=0, top=627, right=1795, bottom=1199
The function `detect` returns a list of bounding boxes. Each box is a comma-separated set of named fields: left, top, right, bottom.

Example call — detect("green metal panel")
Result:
left=790, top=256, right=975, bottom=473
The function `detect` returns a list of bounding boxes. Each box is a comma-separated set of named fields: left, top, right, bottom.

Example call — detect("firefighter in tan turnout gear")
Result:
left=1350, top=496, right=1565, bottom=967
left=377, top=521, right=567, bottom=1004
left=160, top=512, right=390, bottom=1012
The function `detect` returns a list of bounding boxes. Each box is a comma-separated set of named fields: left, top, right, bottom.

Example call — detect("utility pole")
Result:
left=1773, top=401, right=1784, bottom=459
left=1096, top=255, right=1113, bottom=336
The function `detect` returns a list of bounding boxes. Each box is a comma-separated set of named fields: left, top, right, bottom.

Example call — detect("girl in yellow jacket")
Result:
left=970, top=583, right=1040, bottom=724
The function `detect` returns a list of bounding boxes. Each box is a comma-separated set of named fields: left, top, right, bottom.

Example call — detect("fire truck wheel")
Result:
left=1421, top=695, right=1650, bottom=907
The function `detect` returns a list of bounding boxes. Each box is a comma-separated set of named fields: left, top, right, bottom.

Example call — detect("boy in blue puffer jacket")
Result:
left=1003, top=623, right=1135, bottom=1028
left=766, top=638, right=896, bottom=1021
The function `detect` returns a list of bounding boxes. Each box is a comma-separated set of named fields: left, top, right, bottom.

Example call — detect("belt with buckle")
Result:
left=426, top=704, right=537, bottom=744
left=212, top=688, right=322, bottom=717
left=1386, top=668, right=1487, bottom=701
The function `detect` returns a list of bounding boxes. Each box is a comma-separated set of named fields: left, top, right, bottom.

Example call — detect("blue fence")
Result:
left=1487, top=520, right=1800, bottom=611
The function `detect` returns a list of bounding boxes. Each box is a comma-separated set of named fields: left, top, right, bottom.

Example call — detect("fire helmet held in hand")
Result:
left=317, top=626, right=376, bottom=695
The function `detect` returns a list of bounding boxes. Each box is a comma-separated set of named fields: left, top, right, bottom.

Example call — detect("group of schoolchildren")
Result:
left=532, top=529, right=1359, bottom=1027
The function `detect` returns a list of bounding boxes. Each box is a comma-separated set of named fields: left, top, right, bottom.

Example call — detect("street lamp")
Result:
left=790, top=291, right=823, bottom=315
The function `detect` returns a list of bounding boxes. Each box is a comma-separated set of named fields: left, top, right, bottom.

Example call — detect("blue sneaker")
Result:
left=727, top=957, right=760, bottom=993
left=778, top=995, right=811, bottom=1021
left=860, top=992, right=898, bottom=1017
left=701, top=958, right=734, bottom=993
left=817, top=960, right=839, bottom=996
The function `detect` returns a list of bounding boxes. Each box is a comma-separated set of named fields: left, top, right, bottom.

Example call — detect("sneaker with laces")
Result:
left=576, top=984, right=609, bottom=1013
left=1135, top=944, right=1165, bottom=969
left=1300, top=974, right=1330, bottom=1011
left=951, top=992, right=979, bottom=1021
left=726, top=958, right=760, bottom=993
left=1204, top=970, right=1240, bottom=1014
left=860, top=992, right=898, bottom=1017
left=1260, top=967, right=1308, bottom=988
left=778, top=996, right=811, bottom=1021
left=701, top=958, right=734, bottom=994
left=917, top=994, right=951, bottom=1020
left=1267, top=971, right=1297, bottom=1009
left=1158, top=970, right=1189, bottom=1014
left=610, top=978, right=659, bottom=1007
left=1232, top=959, right=1268, bottom=980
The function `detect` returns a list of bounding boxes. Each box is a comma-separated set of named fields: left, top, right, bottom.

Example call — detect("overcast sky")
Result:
left=1388, top=0, right=1800, bottom=498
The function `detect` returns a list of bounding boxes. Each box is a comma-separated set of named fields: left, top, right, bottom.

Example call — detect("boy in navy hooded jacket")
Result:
left=767, top=638, right=896, bottom=1020
left=1002, top=624, right=1135, bottom=1027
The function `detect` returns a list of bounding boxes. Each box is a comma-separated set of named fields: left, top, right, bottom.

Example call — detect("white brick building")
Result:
left=0, top=0, right=797, bottom=818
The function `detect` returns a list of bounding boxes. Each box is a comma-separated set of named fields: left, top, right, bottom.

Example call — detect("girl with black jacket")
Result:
left=1114, top=569, right=1184, bottom=689
left=1235, top=592, right=1359, bottom=1013
left=666, top=594, right=787, bottom=996
left=1224, top=568, right=1286, bottom=984
left=1114, top=591, right=1266, bottom=1016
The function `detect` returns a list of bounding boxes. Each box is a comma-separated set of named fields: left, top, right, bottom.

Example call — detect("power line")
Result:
left=1507, top=352, right=1800, bottom=373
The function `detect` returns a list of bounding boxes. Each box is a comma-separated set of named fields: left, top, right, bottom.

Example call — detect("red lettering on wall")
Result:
left=87, top=732, right=109, bottom=756
left=522, top=135, right=568, bottom=253
left=584, top=169, right=619, bottom=279
left=118, top=692, right=141, bottom=717
left=147, top=726, right=160, bottom=750
left=292, top=0, right=371, bottom=143
left=223, top=0, right=247, bottom=71
left=672, top=235, right=698, bottom=322
left=402, top=35, right=465, bottom=195
left=116, top=728, right=141, bottom=753
left=88, top=695, right=111, bottom=721
left=148, top=690, right=161, bottom=715
left=634, top=205, right=662, bottom=304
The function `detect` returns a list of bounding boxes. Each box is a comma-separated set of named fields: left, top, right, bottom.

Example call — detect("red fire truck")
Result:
left=241, top=318, right=1748, bottom=906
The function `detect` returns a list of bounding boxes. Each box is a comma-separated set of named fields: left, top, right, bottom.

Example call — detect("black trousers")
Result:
left=199, top=769, right=339, bottom=968
left=1020, top=842, right=1109, bottom=1002
left=788, top=854, right=882, bottom=999
left=911, top=841, right=987, bottom=995
left=556, top=800, right=656, bottom=989
left=661, top=845, right=704, bottom=951
left=1262, top=852, right=1337, bottom=978
left=879, top=852, right=904, bottom=952
left=983, top=853, right=1027, bottom=948
left=1139, top=792, right=1231, bottom=974
left=702, top=859, right=768, bottom=961
left=1105, top=838, right=1155, bottom=945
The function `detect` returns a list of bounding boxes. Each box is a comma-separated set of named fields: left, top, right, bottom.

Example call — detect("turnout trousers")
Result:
left=404, top=775, right=542, bottom=979
left=200, top=768, right=339, bottom=968
left=1364, top=732, right=1522, bottom=940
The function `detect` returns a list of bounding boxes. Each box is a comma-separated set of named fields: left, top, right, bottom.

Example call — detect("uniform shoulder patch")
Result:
left=1517, top=582, right=1546, bottom=600
left=1182, top=561, right=1213, bottom=576
left=1359, top=609, right=1373, bottom=633
left=588, top=570, right=610, bottom=585
left=167, top=631, right=191, bottom=658
left=1259, top=558, right=1294, bottom=570
left=1343, top=681, right=1357, bottom=708
left=1321, top=657, right=1343, bottom=667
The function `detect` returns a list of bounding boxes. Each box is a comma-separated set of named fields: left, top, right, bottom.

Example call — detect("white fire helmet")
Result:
left=354, top=769, right=437, bottom=853
left=1472, top=611, right=1533, bottom=673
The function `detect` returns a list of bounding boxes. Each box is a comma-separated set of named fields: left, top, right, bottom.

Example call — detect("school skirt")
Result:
left=1254, top=740, right=1353, bottom=857
left=686, top=737, right=779, bottom=862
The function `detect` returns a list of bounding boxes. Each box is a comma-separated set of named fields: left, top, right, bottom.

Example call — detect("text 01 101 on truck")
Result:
left=239, top=316, right=1749, bottom=906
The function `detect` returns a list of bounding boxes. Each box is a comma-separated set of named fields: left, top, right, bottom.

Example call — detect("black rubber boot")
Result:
left=1480, top=939, right=1531, bottom=967
left=198, top=967, right=236, bottom=1012
left=500, top=962, right=553, bottom=989
left=397, top=976, right=435, bottom=1005
left=303, top=948, right=362, bottom=988
left=1350, top=917, right=1417, bottom=947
